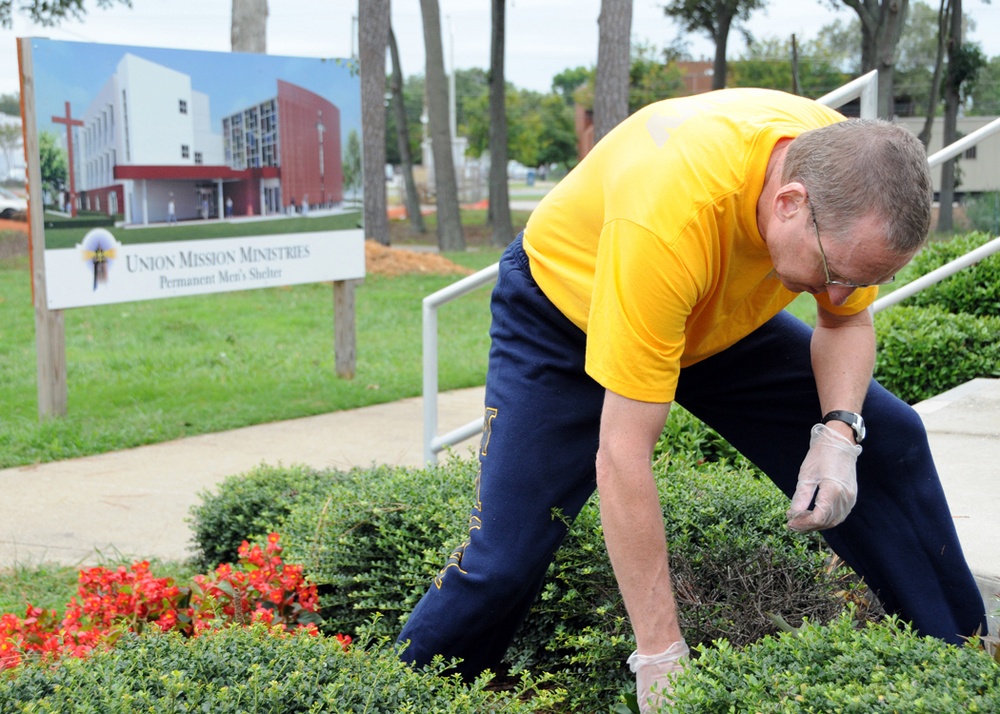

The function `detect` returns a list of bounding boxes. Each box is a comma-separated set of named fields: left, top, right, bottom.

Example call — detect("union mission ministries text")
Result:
left=125, top=244, right=310, bottom=289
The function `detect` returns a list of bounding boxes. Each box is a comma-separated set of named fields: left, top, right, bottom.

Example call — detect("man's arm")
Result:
left=811, top=303, right=876, bottom=437
left=786, top=303, right=872, bottom=532
left=595, top=390, right=681, bottom=654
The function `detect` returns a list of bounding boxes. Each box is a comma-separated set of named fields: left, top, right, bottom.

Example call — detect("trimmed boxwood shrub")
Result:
left=668, top=611, right=1000, bottom=712
left=906, top=231, right=1000, bottom=318
left=654, top=404, right=745, bottom=466
left=964, top=193, right=1000, bottom=236
left=0, top=625, right=556, bottom=712
left=505, top=456, right=874, bottom=710
left=187, top=463, right=346, bottom=571
left=278, top=461, right=475, bottom=638
left=874, top=304, right=1000, bottom=404
left=267, top=455, right=873, bottom=710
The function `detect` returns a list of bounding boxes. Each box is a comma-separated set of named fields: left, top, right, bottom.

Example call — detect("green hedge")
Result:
left=874, top=304, right=1000, bottom=404
left=187, top=463, right=346, bottom=571
left=0, top=625, right=555, bottom=713
left=906, top=231, right=1000, bottom=318
left=250, top=455, right=873, bottom=710
left=963, top=193, right=1000, bottom=236
left=668, top=611, right=1000, bottom=712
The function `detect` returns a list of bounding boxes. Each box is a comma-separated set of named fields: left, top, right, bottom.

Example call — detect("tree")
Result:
left=807, top=17, right=863, bottom=73
left=663, top=0, right=766, bottom=91
left=967, top=55, right=1000, bottom=115
left=838, top=0, right=910, bottom=118
left=419, top=0, right=465, bottom=251
left=628, top=42, right=684, bottom=112
left=0, top=0, right=131, bottom=28
left=0, top=122, right=21, bottom=178
left=729, top=36, right=849, bottom=96
left=359, top=0, right=390, bottom=245
left=230, top=0, right=267, bottom=53
left=594, top=0, right=633, bottom=142
left=488, top=0, right=514, bottom=247
left=937, top=0, right=985, bottom=231
left=384, top=73, right=425, bottom=165
left=916, top=0, right=950, bottom=146
left=38, top=130, right=66, bottom=201
left=388, top=26, right=426, bottom=235
left=535, top=94, right=579, bottom=171
left=552, top=66, right=592, bottom=104
left=0, top=93, right=19, bottom=116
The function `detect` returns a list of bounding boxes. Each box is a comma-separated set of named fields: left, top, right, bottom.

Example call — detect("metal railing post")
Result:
left=817, top=70, right=878, bottom=118
left=422, top=296, right=439, bottom=465
left=422, top=262, right=499, bottom=463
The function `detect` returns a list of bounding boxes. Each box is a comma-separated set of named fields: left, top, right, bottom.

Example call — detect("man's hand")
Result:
left=628, top=640, right=689, bottom=713
left=787, top=423, right=862, bottom=532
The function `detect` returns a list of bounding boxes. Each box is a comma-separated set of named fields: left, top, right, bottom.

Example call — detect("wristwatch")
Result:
left=821, top=410, right=866, bottom=444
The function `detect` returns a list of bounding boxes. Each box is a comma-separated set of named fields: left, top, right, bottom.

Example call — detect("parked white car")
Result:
left=0, top=186, right=26, bottom=219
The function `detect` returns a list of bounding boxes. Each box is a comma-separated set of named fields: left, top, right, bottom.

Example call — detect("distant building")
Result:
left=676, top=61, right=714, bottom=96
left=896, top=116, right=1000, bottom=195
left=75, top=52, right=342, bottom=223
left=222, top=80, right=343, bottom=216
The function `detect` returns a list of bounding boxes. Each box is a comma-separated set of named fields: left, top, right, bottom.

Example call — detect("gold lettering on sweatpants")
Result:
left=434, top=406, right=496, bottom=588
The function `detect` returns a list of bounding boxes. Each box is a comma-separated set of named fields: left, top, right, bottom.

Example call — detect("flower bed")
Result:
left=0, top=534, right=344, bottom=670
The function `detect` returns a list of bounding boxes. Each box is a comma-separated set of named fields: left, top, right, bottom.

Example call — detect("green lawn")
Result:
left=0, top=243, right=501, bottom=469
left=42, top=211, right=363, bottom=249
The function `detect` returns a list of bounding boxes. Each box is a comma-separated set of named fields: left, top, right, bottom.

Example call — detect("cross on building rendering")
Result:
left=51, top=101, right=83, bottom=218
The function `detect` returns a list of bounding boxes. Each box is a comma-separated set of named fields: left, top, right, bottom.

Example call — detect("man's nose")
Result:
left=824, top=285, right=857, bottom=306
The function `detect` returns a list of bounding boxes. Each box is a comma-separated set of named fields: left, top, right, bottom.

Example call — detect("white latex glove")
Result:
left=787, top=423, right=862, bottom=532
left=627, top=640, right=689, bottom=714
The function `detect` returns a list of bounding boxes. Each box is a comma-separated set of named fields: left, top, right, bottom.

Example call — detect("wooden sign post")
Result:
left=19, top=37, right=68, bottom=418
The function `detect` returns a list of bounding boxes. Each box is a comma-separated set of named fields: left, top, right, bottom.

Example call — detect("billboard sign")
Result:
left=20, top=39, right=365, bottom=310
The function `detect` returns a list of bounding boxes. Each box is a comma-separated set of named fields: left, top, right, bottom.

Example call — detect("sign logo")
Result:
left=77, top=228, right=121, bottom=291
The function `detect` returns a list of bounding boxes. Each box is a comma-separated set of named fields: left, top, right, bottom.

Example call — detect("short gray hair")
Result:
left=782, top=119, right=933, bottom=254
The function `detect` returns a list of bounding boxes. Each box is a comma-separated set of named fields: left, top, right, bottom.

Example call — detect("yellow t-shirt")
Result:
left=524, top=88, right=877, bottom=403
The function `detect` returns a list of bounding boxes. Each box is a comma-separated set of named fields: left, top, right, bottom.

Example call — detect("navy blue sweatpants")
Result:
left=397, top=234, right=987, bottom=678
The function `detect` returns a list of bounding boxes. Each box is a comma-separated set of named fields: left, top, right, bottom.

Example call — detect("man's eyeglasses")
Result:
left=810, top=210, right=895, bottom=288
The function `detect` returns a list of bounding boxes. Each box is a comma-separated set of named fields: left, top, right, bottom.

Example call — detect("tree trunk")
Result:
left=489, top=0, right=514, bottom=247
left=791, top=34, right=801, bottom=95
left=843, top=0, right=909, bottom=118
left=388, top=26, right=426, bottom=235
left=360, top=0, right=390, bottom=245
left=419, top=0, right=465, bottom=250
left=711, top=14, right=732, bottom=90
left=231, top=0, right=267, bottom=53
left=918, top=0, right=950, bottom=148
left=938, top=0, right=962, bottom=232
left=594, top=0, right=632, bottom=142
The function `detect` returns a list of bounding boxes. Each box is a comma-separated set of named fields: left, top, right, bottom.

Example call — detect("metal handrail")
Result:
left=422, top=263, right=498, bottom=464
left=420, top=69, right=993, bottom=463
left=817, top=69, right=878, bottom=117
left=873, top=236, right=1000, bottom=313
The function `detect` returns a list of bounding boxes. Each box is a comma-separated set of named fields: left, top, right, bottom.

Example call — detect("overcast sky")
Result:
left=1, top=0, right=998, bottom=98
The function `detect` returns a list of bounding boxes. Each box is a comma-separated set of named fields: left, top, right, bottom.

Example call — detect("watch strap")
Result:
left=821, top=410, right=865, bottom=444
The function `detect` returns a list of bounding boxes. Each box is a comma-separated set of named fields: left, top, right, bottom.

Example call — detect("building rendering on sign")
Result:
left=74, top=53, right=342, bottom=224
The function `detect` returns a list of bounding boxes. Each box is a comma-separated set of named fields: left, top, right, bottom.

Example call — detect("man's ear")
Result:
left=773, top=181, right=808, bottom=221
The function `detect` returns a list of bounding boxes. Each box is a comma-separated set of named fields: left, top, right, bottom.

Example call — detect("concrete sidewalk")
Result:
left=0, top=387, right=485, bottom=568
left=1, top=380, right=996, bottom=636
